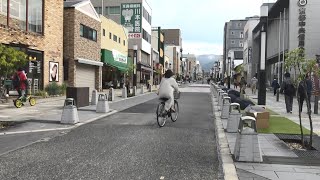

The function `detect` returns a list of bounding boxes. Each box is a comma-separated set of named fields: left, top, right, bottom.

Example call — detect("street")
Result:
left=0, top=89, right=220, bottom=179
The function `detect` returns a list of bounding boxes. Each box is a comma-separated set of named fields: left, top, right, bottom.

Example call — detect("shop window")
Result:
left=28, top=0, right=43, bottom=33
left=123, top=40, right=125, bottom=46
left=0, top=0, right=43, bottom=33
left=118, top=37, right=121, bottom=43
left=80, top=24, right=97, bottom=42
left=109, top=32, right=112, bottom=39
left=0, top=0, right=8, bottom=25
left=9, top=0, right=26, bottom=30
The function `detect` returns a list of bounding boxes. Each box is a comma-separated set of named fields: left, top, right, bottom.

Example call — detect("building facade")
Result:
left=91, top=0, right=152, bottom=87
left=183, top=54, right=197, bottom=81
left=100, top=15, right=129, bottom=89
left=252, top=0, right=320, bottom=86
left=223, top=19, right=247, bottom=79
left=151, top=27, right=165, bottom=83
left=63, top=0, right=103, bottom=93
left=0, top=0, right=64, bottom=93
left=162, top=29, right=182, bottom=76
left=243, top=16, right=259, bottom=83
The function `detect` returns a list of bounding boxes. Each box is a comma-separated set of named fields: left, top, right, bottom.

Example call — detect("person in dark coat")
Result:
left=271, top=78, right=280, bottom=96
left=298, top=73, right=313, bottom=112
left=280, top=73, right=295, bottom=113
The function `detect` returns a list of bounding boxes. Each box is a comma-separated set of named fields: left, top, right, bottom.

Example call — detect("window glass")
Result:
left=0, top=0, right=8, bottom=25
left=109, top=6, right=120, bottom=15
left=113, top=35, right=117, bottom=42
left=109, top=32, right=112, bottom=39
left=95, top=7, right=102, bottom=14
left=118, top=37, right=120, bottom=43
left=28, top=0, right=43, bottom=33
left=93, top=30, right=97, bottom=41
left=9, top=0, right=26, bottom=30
left=103, top=29, right=105, bottom=36
left=80, top=24, right=97, bottom=42
left=123, top=40, right=125, bottom=46
left=80, top=24, right=84, bottom=36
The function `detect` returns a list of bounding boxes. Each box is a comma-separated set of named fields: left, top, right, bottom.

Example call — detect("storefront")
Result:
left=5, top=44, right=44, bottom=93
left=137, top=63, right=152, bottom=86
left=101, top=49, right=129, bottom=89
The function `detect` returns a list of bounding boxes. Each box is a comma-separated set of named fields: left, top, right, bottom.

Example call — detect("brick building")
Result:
left=0, top=0, right=63, bottom=92
left=63, top=0, right=103, bottom=92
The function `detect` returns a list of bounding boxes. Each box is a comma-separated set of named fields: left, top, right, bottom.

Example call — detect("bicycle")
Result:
left=13, top=94, right=36, bottom=108
left=156, top=91, right=180, bottom=127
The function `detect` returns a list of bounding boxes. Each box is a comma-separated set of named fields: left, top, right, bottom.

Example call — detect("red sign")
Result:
left=128, top=33, right=141, bottom=39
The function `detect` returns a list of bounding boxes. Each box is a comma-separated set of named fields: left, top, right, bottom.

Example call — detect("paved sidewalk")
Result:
left=211, top=84, right=320, bottom=180
left=0, top=88, right=157, bottom=134
left=242, top=88, right=320, bottom=135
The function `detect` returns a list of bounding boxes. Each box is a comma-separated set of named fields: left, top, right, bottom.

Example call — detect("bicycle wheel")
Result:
left=171, top=100, right=179, bottom=122
left=156, top=102, right=166, bottom=127
left=29, top=97, right=36, bottom=106
left=14, top=99, right=23, bottom=108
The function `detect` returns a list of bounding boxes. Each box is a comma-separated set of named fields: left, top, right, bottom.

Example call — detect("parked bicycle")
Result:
left=156, top=91, right=180, bottom=127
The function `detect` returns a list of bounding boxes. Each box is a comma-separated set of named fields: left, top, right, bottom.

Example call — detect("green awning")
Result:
left=101, top=49, right=128, bottom=72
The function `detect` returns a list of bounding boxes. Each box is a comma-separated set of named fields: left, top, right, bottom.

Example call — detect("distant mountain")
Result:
left=196, top=54, right=222, bottom=72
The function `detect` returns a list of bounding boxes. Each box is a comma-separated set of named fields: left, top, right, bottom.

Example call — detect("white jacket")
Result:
left=158, top=77, right=179, bottom=98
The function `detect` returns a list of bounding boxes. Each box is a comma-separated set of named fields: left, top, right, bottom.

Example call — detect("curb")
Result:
left=211, top=91, right=239, bottom=180
left=0, top=110, right=118, bottom=136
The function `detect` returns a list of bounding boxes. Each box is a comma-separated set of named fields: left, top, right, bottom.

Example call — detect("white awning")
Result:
left=77, top=58, right=103, bottom=67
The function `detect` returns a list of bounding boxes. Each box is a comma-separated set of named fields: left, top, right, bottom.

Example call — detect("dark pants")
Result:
left=285, top=95, right=293, bottom=113
left=299, top=94, right=311, bottom=112
left=273, top=88, right=277, bottom=96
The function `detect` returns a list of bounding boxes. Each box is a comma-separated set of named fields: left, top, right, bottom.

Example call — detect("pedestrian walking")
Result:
left=251, top=76, right=258, bottom=94
left=271, top=78, right=280, bottom=96
left=280, top=73, right=295, bottom=113
left=239, top=77, right=247, bottom=98
left=297, top=73, right=312, bottom=113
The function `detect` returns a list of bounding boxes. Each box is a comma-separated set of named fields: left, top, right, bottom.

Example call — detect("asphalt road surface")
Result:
left=0, top=91, right=220, bottom=180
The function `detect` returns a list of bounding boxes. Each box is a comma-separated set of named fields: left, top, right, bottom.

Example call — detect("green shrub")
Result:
left=34, top=90, right=48, bottom=98
left=59, top=82, right=67, bottom=95
left=45, top=82, right=60, bottom=96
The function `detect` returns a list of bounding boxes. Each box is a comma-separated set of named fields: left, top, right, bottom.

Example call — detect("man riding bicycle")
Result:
left=158, top=70, right=179, bottom=112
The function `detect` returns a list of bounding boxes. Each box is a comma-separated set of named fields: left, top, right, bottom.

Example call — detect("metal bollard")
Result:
left=140, top=85, right=144, bottom=94
left=61, top=98, right=79, bottom=124
left=227, top=103, right=242, bottom=132
left=133, top=86, right=137, bottom=96
left=122, top=86, right=127, bottom=98
left=221, top=97, right=231, bottom=119
left=109, top=88, right=115, bottom=101
left=91, top=89, right=98, bottom=105
left=96, top=94, right=110, bottom=113
left=233, top=116, right=262, bottom=162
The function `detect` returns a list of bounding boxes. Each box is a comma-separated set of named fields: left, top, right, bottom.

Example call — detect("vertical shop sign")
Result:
left=121, top=3, right=142, bottom=39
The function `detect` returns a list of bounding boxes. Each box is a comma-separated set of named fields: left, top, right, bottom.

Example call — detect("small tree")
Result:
left=285, top=48, right=319, bottom=149
left=0, top=44, right=28, bottom=80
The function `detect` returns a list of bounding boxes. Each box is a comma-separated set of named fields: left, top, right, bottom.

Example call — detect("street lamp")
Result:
left=258, top=16, right=267, bottom=105
left=227, top=57, right=231, bottom=89
left=133, top=45, right=138, bottom=86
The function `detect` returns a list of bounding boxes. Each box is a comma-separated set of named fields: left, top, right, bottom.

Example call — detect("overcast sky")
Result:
left=148, top=0, right=277, bottom=55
